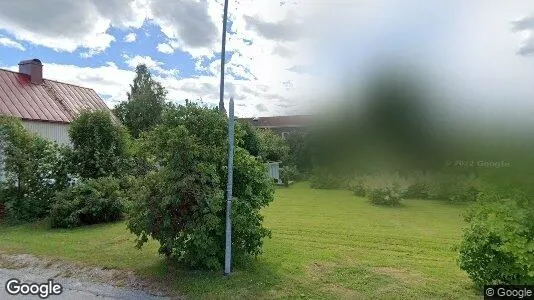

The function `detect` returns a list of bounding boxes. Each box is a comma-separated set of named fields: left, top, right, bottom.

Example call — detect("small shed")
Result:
left=267, top=161, right=282, bottom=185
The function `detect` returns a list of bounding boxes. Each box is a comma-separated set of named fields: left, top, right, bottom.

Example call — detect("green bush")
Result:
left=0, top=201, right=5, bottom=221
left=404, top=181, right=431, bottom=199
left=126, top=103, right=275, bottom=270
left=458, top=189, right=534, bottom=288
left=280, top=165, right=299, bottom=187
left=69, top=110, right=131, bottom=179
left=431, top=175, right=482, bottom=203
left=310, top=167, right=348, bottom=190
left=0, top=116, right=71, bottom=221
left=50, top=177, right=124, bottom=228
left=368, top=187, right=403, bottom=206
left=350, top=177, right=368, bottom=197
left=365, top=174, right=408, bottom=206
left=257, top=129, right=289, bottom=163
left=236, top=120, right=261, bottom=157
left=399, top=173, right=483, bottom=203
left=285, top=132, right=312, bottom=174
left=403, top=173, right=434, bottom=199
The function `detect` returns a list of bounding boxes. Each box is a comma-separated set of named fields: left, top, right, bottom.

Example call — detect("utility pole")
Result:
left=218, top=0, right=230, bottom=115
left=224, top=97, right=235, bottom=276
left=220, top=0, right=233, bottom=276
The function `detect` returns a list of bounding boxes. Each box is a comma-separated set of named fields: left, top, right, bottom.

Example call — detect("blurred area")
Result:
left=291, top=0, right=534, bottom=191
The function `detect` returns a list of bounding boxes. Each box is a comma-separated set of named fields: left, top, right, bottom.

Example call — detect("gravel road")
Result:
left=0, top=267, right=169, bottom=299
left=0, top=253, right=178, bottom=299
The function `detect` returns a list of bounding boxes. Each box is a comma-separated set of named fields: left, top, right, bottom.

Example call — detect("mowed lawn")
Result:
left=0, top=183, right=478, bottom=299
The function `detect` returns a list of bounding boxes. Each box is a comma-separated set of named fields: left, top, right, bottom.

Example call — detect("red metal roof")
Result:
left=0, top=68, right=111, bottom=124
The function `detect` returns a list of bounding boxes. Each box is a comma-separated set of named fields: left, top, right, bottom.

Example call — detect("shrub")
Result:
left=285, top=132, right=312, bottom=174
left=368, top=187, right=403, bottom=206
left=448, top=177, right=482, bottom=203
left=403, top=173, right=434, bottom=199
left=350, top=177, right=368, bottom=197
left=404, top=181, right=431, bottom=199
left=69, top=110, right=131, bottom=179
left=257, top=129, right=289, bottom=163
left=236, top=120, right=261, bottom=157
left=50, top=177, right=124, bottom=228
left=431, top=175, right=482, bottom=203
left=126, top=103, right=275, bottom=270
left=310, top=167, right=348, bottom=190
left=458, top=189, right=534, bottom=288
left=0, top=202, right=5, bottom=221
left=0, top=116, right=70, bottom=221
left=365, top=174, right=408, bottom=206
left=280, top=165, right=299, bottom=187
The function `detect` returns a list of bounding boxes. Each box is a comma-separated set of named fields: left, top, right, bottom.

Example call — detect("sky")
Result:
left=0, top=0, right=533, bottom=119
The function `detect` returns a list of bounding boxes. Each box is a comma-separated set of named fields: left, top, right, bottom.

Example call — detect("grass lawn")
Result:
left=0, top=183, right=478, bottom=299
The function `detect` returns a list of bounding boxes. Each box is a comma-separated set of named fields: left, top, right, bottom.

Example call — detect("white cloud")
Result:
left=0, top=0, right=146, bottom=54
left=0, top=1, right=351, bottom=116
left=512, top=14, right=534, bottom=56
left=124, top=32, right=137, bottom=43
left=156, top=42, right=174, bottom=54
left=148, top=0, right=221, bottom=58
left=0, top=36, right=24, bottom=50
left=123, top=54, right=179, bottom=77
left=123, top=54, right=162, bottom=69
left=6, top=60, right=295, bottom=117
left=299, top=0, right=534, bottom=121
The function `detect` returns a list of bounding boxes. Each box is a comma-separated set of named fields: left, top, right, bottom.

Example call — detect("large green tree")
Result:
left=236, top=120, right=261, bottom=157
left=69, top=110, right=131, bottom=179
left=114, top=64, right=168, bottom=138
left=257, top=129, right=289, bottom=163
left=0, top=116, right=70, bottom=220
left=126, top=103, right=275, bottom=270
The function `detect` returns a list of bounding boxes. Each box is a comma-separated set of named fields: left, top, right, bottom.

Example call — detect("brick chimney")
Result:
left=18, top=59, right=43, bottom=84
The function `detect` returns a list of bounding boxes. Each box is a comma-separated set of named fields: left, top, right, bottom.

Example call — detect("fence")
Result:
left=267, top=161, right=282, bottom=185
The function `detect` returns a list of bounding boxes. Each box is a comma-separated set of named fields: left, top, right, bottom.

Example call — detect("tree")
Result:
left=458, top=188, right=534, bottom=288
left=126, top=103, right=275, bottom=270
left=285, top=132, right=312, bottom=174
left=114, top=64, right=168, bottom=138
left=69, top=110, right=131, bottom=179
left=257, top=129, right=289, bottom=163
left=236, top=120, right=260, bottom=157
left=0, top=116, right=70, bottom=220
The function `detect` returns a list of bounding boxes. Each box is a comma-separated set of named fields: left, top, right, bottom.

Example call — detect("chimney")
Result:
left=18, top=59, right=43, bottom=84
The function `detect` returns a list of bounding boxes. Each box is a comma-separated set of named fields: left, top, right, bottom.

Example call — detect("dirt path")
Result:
left=0, top=253, right=181, bottom=299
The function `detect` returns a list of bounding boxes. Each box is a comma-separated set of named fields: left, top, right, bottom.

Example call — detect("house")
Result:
left=0, top=59, right=113, bottom=146
left=0, top=59, right=114, bottom=181
left=238, top=115, right=312, bottom=139
left=238, top=115, right=312, bottom=185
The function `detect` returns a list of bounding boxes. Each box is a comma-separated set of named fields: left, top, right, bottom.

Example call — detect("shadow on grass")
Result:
left=0, top=218, right=126, bottom=231
left=136, top=256, right=284, bottom=298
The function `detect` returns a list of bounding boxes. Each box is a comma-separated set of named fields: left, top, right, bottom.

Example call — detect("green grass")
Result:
left=0, top=183, right=478, bottom=299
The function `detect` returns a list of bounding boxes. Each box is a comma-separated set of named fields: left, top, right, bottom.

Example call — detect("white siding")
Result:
left=267, top=162, right=282, bottom=184
left=0, top=134, right=4, bottom=183
left=22, top=121, right=71, bottom=146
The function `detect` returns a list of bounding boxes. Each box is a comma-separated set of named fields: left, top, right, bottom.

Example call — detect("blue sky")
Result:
left=0, top=0, right=533, bottom=119
left=0, top=0, right=310, bottom=117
